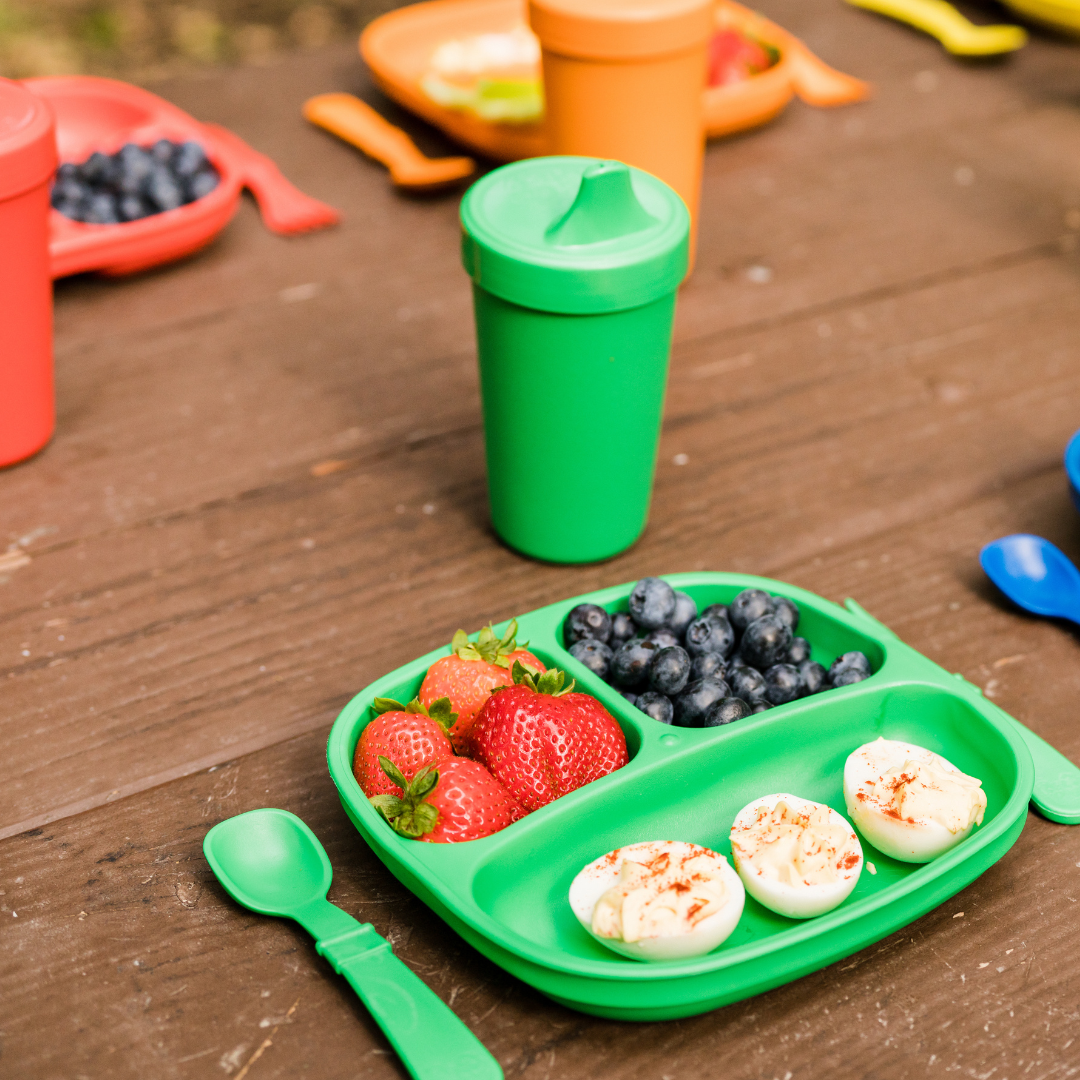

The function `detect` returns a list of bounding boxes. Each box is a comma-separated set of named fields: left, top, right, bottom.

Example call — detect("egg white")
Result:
left=843, top=738, right=985, bottom=863
left=568, top=840, right=745, bottom=962
left=729, top=793, right=863, bottom=919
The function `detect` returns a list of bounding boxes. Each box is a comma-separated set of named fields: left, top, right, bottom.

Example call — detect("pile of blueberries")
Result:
left=51, top=140, right=220, bottom=225
left=565, top=578, right=872, bottom=728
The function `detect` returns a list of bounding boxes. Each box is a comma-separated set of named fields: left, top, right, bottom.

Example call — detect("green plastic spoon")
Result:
left=204, top=808, right=503, bottom=1080
left=845, top=0, right=1027, bottom=55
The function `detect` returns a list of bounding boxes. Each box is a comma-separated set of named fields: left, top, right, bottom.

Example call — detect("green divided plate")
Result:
left=326, top=573, right=1035, bottom=1021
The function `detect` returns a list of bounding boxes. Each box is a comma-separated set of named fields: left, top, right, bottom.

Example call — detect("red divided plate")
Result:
left=24, top=76, right=339, bottom=279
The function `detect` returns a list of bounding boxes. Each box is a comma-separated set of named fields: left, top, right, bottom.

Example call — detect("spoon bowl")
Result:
left=980, top=534, right=1080, bottom=624
left=204, top=807, right=331, bottom=915
left=1065, top=428, right=1080, bottom=513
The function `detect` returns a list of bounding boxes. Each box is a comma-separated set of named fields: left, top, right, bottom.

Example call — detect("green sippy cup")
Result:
left=460, top=156, right=689, bottom=564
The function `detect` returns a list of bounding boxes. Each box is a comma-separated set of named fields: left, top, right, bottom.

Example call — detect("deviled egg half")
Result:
left=844, top=737, right=986, bottom=863
left=729, top=794, right=863, bottom=919
left=569, top=840, right=745, bottom=962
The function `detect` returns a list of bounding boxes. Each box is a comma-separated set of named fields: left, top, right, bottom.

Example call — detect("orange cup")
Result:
left=528, top=0, right=713, bottom=269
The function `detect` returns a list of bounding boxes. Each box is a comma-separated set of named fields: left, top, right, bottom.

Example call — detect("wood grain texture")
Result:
left=4, top=0, right=1080, bottom=1074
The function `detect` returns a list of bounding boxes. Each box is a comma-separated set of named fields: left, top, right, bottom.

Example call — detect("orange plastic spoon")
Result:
left=303, top=93, right=475, bottom=189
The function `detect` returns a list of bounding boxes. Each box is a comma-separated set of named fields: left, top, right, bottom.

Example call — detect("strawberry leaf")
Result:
left=424, top=697, right=458, bottom=733
left=377, top=755, right=410, bottom=792
left=373, top=759, right=443, bottom=839
left=451, top=619, right=525, bottom=665
left=372, top=696, right=407, bottom=715
left=511, top=660, right=575, bottom=697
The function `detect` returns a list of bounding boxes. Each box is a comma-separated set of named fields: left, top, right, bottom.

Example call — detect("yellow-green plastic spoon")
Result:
left=204, top=808, right=503, bottom=1080
left=845, top=0, right=1027, bottom=54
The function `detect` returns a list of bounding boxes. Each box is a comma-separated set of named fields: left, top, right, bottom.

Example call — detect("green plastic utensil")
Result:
left=845, top=0, right=1027, bottom=55
left=203, top=808, right=503, bottom=1080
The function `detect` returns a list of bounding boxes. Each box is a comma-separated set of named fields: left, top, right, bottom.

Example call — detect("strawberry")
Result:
left=352, top=696, right=456, bottom=798
left=467, top=662, right=629, bottom=813
left=418, top=619, right=545, bottom=751
left=371, top=757, right=525, bottom=843
left=707, top=29, right=773, bottom=87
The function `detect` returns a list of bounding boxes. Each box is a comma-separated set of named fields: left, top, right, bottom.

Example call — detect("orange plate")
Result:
left=360, top=0, right=870, bottom=163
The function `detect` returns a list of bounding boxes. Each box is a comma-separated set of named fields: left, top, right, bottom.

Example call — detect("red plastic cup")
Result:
left=0, top=78, right=56, bottom=468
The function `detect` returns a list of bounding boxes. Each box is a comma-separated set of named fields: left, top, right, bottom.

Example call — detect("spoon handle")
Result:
left=317, top=922, right=503, bottom=1080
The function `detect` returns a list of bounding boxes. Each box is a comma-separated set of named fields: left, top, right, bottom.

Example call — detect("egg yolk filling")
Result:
left=591, top=848, right=729, bottom=943
left=873, top=759, right=987, bottom=833
left=731, top=801, right=858, bottom=886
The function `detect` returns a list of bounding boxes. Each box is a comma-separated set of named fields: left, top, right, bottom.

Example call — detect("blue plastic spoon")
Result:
left=204, top=809, right=503, bottom=1080
left=981, top=534, right=1080, bottom=624
left=979, top=535, right=1080, bottom=823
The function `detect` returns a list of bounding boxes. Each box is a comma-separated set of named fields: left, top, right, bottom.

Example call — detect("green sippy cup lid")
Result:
left=460, top=156, right=689, bottom=315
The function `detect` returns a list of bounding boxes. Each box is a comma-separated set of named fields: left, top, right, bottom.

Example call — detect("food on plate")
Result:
left=371, top=757, right=524, bottom=843
left=420, top=24, right=779, bottom=123
left=51, top=139, right=220, bottom=224
left=420, top=25, right=543, bottom=123
left=729, top=794, right=863, bottom=918
left=569, top=840, right=745, bottom=961
left=844, top=738, right=987, bottom=863
left=352, top=696, right=456, bottom=797
left=564, top=578, right=873, bottom=727
left=419, top=620, right=544, bottom=750
left=467, top=662, right=629, bottom=812
left=707, top=29, right=778, bottom=88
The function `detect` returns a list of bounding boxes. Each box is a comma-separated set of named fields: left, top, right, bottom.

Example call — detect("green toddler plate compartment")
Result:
left=327, top=573, right=1035, bottom=1021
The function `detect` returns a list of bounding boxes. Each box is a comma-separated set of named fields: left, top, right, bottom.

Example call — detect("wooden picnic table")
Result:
left=5, top=0, right=1080, bottom=1075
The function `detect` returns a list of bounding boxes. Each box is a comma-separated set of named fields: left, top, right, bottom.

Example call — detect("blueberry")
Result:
left=621, top=691, right=638, bottom=706
left=684, top=614, right=735, bottom=658
left=56, top=162, right=79, bottom=182
left=144, top=165, right=184, bottom=212
left=53, top=198, right=85, bottom=221
left=648, top=646, right=691, bottom=696
left=636, top=691, right=674, bottom=725
left=786, top=636, right=811, bottom=665
left=799, top=660, right=828, bottom=695
left=172, top=140, right=209, bottom=179
left=669, top=590, right=698, bottom=638
left=117, top=193, right=151, bottom=221
left=151, top=138, right=175, bottom=164
left=609, top=638, right=658, bottom=690
left=569, top=638, right=613, bottom=680
left=772, top=596, right=800, bottom=632
left=186, top=167, right=219, bottom=201
left=116, top=143, right=154, bottom=195
left=83, top=192, right=120, bottom=224
left=701, top=603, right=730, bottom=625
left=752, top=700, right=773, bottom=713
left=565, top=603, right=612, bottom=646
left=729, top=665, right=767, bottom=704
left=689, top=651, right=726, bottom=682
left=672, top=677, right=730, bottom=728
left=51, top=176, right=84, bottom=207
left=80, top=151, right=116, bottom=186
left=828, top=651, right=872, bottom=687
left=739, top=615, right=792, bottom=671
left=729, top=588, right=774, bottom=631
left=703, top=696, right=752, bottom=726
left=831, top=667, right=870, bottom=688
left=628, top=577, right=676, bottom=630
left=610, top=612, right=636, bottom=645
left=763, top=663, right=802, bottom=705
left=727, top=651, right=749, bottom=670
left=643, top=628, right=680, bottom=650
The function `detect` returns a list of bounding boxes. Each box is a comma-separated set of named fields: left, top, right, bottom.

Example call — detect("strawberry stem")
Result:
left=511, top=660, right=574, bottom=696
left=449, top=619, right=528, bottom=669
left=370, top=756, right=441, bottom=838
left=370, top=695, right=458, bottom=734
